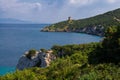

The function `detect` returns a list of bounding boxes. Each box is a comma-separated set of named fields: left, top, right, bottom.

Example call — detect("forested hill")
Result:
left=41, top=8, right=120, bottom=36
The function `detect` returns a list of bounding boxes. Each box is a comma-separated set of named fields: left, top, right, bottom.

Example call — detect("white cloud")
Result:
left=68, top=0, right=96, bottom=7
left=68, top=0, right=120, bottom=6
left=0, top=0, right=42, bottom=20
left=107, top=0, right=116, bottom=3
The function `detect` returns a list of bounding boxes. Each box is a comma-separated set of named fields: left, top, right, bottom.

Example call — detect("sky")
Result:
left=0, top=0, right=120, bottom=23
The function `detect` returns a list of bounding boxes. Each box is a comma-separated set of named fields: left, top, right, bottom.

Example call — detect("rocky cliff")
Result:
left=41, top=25, right=105, bottom=36
left=74, top=25, right=105, bottom=36
left=16, top=50, right=56, bottom=70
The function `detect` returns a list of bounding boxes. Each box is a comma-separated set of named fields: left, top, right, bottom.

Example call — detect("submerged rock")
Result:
left=16, top=50, right=56, bottom=70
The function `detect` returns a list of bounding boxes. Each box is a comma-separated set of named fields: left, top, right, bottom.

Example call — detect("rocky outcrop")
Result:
left=75, top=25, right=105, bottom=36
left=16, top=50, right=56, bottom=70
left=41, top=25, right=105, bottom=36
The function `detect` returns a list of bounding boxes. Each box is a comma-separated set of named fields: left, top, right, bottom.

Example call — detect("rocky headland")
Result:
left=41, top=25, right=105, bottom=36
left=41, top=8, right=120, bottom=36
left=16, top=49, right=56, bottom=70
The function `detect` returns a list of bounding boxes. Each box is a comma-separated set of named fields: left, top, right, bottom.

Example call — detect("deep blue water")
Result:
left=0, top=24, right=102, bottom=75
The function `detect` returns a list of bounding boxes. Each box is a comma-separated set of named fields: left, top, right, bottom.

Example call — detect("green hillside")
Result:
left=41, top=8, right=120, bottom=36
left=1, top=25, right=120, bottom=80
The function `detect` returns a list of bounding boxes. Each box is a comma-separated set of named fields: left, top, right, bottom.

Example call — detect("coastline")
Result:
left=41, top=26, right=105, bottom=37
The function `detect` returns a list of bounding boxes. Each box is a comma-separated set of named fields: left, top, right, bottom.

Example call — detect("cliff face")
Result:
left=74, top=25, right=105, bottom=36
left=16, top=50, right=56, bottom=70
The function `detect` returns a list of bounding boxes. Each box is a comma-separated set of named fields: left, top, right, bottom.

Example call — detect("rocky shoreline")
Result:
left=41, top=25, right=105, bottom=36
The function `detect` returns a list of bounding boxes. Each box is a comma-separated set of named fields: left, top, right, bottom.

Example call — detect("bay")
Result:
left=0, top=24, right=102, bottom=75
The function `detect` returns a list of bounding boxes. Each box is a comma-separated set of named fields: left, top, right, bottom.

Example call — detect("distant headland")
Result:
left=41, top=8, right=120, bottom=36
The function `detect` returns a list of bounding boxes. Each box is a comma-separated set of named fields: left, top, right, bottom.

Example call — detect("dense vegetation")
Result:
left=42, top=8, right=120, bottom=33
left=0, top=25, right=120, bottom=80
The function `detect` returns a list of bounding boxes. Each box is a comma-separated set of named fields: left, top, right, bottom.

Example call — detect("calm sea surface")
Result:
left=0, top=24, right=102, bottom=75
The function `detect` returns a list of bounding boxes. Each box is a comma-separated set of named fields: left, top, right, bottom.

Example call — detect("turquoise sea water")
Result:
left=0, top=24, right=102, bottom=75
left=0, top=66, right=15, bottom=75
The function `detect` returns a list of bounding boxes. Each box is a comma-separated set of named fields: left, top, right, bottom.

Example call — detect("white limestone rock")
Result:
left=16, top=50, right=55, bottom=70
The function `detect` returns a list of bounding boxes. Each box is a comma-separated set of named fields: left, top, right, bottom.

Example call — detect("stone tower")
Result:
left=68, top=16, right=71, bottom=21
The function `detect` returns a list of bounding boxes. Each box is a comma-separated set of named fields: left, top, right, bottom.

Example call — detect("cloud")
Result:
left=107, top=0, right=120, bottom=4
left=67, top=0, right=97, bottom=7
left=32, top=2, right=42, bottom=11
left=106, top=0, right=117, bottom=3
left=0, top=0, right=120, bottom=23
left=0, top=0, right=42, bottom=20
left=68, top=0, right=120, bottom=6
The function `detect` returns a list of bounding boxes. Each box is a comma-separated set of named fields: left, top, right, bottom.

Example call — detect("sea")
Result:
left=0, top=24, right=102, bottom=75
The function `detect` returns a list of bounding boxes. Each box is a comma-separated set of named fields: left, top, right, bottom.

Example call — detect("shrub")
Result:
left=40, top=48, right=47, bottom=53
left=26, top=49, right=36, bottom=59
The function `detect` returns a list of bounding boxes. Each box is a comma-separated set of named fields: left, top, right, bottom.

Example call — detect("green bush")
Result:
left=40, top=48, right=47, bottom=53
left=26, top=49, right=37, bottom=59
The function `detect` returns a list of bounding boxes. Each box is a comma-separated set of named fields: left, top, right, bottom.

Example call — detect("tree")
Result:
left=89, top=26, right=120, bottom=64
